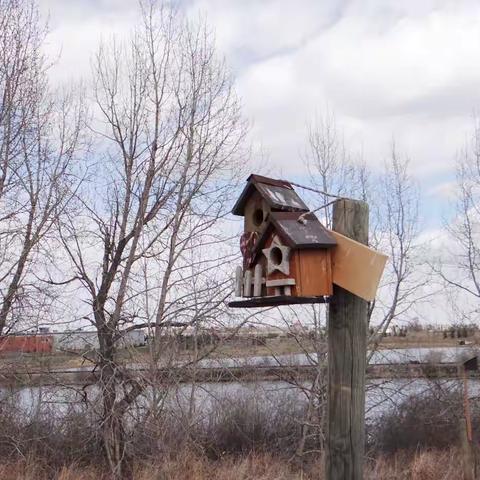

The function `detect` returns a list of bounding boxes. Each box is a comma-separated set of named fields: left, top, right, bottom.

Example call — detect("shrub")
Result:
left=198, top=393, right=307, bottom=458
left=131, top=390, right=312, bottom=459
left=370, top=387, right=480, bottom=454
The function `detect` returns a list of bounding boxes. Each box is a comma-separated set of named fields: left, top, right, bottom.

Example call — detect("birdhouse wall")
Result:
left=294, top=249, right=333, bottom=297
left=266, top=263, right=299, bottom=296
left=243, top=190, right=271, bottom=234
left=261, top=233, right=333, bottom=297
left=264, top=251, right=332, bottom=297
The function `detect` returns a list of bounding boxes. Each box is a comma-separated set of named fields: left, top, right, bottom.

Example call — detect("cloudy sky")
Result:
left=39, top=0, right=480, bottom=232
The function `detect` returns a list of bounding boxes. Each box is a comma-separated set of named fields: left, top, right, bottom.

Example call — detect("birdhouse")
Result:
left=230, top=174, right=336, bottom=307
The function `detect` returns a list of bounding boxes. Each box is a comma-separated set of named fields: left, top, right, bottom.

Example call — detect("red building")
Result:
left=0, top=335, right=54, bottom=354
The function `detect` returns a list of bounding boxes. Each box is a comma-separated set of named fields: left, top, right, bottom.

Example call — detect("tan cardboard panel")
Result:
left=330, top=231, right=388, bottom=302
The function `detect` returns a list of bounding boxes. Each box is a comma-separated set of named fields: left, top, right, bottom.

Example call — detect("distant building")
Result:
left=56, top=329, right=146, bottom=351
left=56, top=330, right=99, bottom=351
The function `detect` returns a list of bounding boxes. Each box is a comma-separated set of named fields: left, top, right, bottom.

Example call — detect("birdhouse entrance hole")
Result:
left=270, top=246, right=283, bottom=266
left=253, top=208, right=264, bottom=226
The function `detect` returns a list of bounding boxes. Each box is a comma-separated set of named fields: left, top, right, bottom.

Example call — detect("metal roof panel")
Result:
left=270, top=212, right=336, bottom=249
left=232, top=174, right=308, bottom=215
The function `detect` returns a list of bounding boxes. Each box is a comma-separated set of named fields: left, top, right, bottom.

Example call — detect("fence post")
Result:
left=327, top=199, right=368, bottom=480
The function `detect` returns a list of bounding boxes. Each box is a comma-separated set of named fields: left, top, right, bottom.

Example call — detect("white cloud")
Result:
left=38, top=0, right=480, bottom=212
left=231, top=1, right=480, bottom=177
left=187, top=0, right=345, bottom=65
left=40, top=0, right=139, bottom=85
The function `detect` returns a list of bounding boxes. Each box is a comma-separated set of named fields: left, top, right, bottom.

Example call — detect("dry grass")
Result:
left=367, top=449, right=462, bottom=480
left=0, top=454, right=301, bottom=480
left=376, top=330, right=480, bottom=349
left=0, top=386, right=469, bottom=479
left=134, top=454, right=303, bottom=480
left=0, top=449, right=464, bottom=480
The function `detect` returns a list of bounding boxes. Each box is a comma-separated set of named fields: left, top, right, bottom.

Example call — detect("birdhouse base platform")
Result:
left=228, top=295, right=329, bottom=308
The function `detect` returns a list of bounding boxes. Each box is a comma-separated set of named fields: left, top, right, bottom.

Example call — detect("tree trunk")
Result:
left=100, top=333, right=132, bottom=479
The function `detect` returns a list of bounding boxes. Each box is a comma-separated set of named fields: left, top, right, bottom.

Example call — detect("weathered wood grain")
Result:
left=253, top=264, right=263, bottom=296
left=327, top=199, right=368, bottom=480
left=297, top=249, right=332, bottom=296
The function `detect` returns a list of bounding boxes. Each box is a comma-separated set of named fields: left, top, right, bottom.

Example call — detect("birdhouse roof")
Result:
left=232, top=174, right=309, bottom=216
left=253, top=211, right=336, bottom=260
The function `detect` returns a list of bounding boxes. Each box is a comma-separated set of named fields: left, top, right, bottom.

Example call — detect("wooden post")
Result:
left=461, top=420, right=475, bottom=480
left=327, top=199, right=368, bottom=480
left=463, top=366, right=473, bottom=443
left=461, top=364, right=476, bottom=480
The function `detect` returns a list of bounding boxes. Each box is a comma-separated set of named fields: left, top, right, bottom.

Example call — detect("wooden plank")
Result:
left=244, top=270, right=252, bottom=297
left=330, top=230, right=388, bottom=301
left=298, top=249, right=332, bottom=297
left=228, top=295, right=328, bottom=308
left=235, top=266, right=243, bottom=297
left=265, top=278, right=296, bottom=287
left=327, top=199, right=368, bottom=480
left=253, top=264, right=263, bottom=296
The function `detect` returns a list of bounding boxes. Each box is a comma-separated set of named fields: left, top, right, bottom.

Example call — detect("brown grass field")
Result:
left=0, top=449, right=463, bottom=480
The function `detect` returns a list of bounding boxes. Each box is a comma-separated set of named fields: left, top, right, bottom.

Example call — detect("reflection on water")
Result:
left=1, top=346, right=477, bottom=422
left=1, top=376, right=473, bottom=422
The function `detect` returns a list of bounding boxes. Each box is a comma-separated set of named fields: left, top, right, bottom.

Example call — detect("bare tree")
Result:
left=0, top=0, right=85, bottom=335
left=305, top=111, right=367, bottom=226
left=305, top=115, right=425, bottom=350
left=55, top=2, right=246, bottom=477
left=434, top=121, right=480, bottom=322
left=366, top=144, right=428, bottom=359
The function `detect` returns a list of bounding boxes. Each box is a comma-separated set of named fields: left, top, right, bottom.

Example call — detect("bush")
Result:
left=370, top=387, right=480, bottom=454
left=2, top=383, right=476, bottom=473
left=130, top=390, right=312, bottom=460
left=0, top=398, right=103, bottom=473
left=198, top=393, right=307, bottom=458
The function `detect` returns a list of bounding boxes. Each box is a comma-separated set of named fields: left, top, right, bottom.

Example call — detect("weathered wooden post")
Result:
left=460, top=356, right=478, bottom=480
left=327, top=199, right=368, bottom=480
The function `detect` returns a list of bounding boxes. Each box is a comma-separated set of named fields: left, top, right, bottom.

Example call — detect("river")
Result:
left=1, top=345, right=478, bottom=421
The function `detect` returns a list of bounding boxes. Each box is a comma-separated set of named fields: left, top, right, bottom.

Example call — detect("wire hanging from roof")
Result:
left=288, top=181, right=344, bottom=199
left=287, top=181, right=349, bottom=223
left=297, top=199, right=340, bottom=224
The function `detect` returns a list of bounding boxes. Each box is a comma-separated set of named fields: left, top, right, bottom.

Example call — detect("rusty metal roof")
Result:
left=232, top=174, right=308, bottom=216
left=253, top=211, right=336, bottom=259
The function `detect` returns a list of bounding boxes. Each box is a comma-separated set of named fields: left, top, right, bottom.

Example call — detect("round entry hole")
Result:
left=253, top=208, right=264, bottom=226
left=270, top=246, right=283, bottom=266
